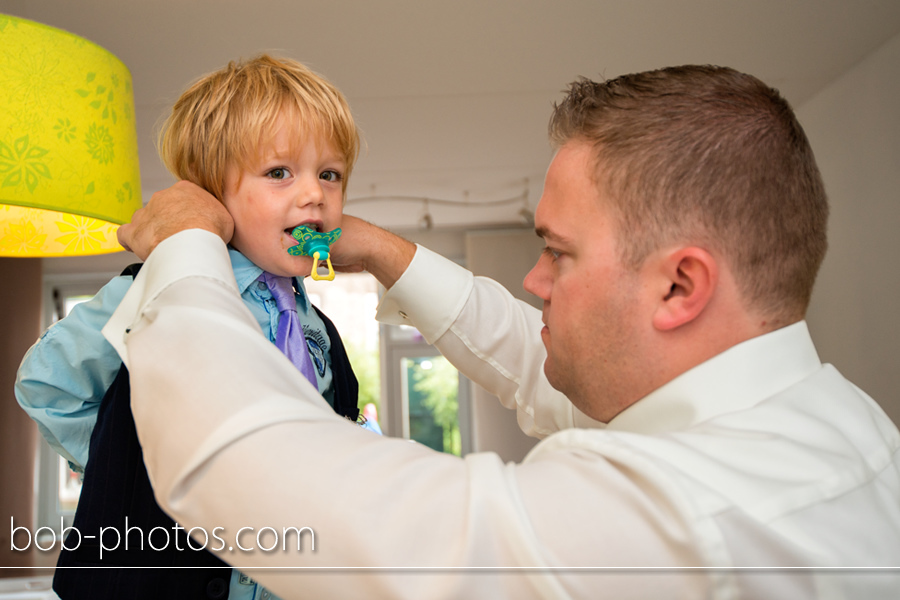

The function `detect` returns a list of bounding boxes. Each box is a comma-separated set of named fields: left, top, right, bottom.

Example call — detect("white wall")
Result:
left=799, top=32, right=900, bottom=425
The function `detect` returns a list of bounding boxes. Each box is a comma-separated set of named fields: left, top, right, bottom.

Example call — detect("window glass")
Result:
left=404, top=356, right=461, bottom=455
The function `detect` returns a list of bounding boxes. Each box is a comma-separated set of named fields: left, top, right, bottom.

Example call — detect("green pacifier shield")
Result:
left=287, top=225, right=342, bottom=259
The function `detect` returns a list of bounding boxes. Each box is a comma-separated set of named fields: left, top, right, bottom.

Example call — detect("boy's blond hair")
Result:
left=158, top=54, right=360, bottom=201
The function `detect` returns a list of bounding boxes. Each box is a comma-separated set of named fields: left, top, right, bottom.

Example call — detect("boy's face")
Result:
left=223, top=119, right=345, bottom=278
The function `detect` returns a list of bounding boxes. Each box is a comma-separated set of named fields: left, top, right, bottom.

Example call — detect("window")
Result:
left=305, top=272, right=383, bottom=431
left=307, top=272, right=472, bottom=455
left=380, top=323, right=473, bottom=455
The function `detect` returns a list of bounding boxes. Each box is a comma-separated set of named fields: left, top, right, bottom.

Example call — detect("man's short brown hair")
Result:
left=158, top=54, right=360, bottom=201
left=549, top=65, right=828, bottom=324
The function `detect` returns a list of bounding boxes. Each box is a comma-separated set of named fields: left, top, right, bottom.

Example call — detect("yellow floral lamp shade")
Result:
left=0, top=14, right=141, bottom=257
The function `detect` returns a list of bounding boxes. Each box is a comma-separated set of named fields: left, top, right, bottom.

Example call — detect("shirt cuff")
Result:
left=375, top=244, right=474, bottom=345
left=102, top=229, right=238, bottom=364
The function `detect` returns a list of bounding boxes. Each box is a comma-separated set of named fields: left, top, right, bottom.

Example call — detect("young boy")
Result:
left=16, top=54, right=362, bottom=600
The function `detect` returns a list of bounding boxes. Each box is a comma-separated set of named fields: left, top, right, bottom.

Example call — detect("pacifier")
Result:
left=287, top=224, right=342, bottom=281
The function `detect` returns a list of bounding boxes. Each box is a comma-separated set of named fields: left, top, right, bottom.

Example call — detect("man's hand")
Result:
left=330, top=215, right=416, bottom=289
left=117, top=181, right=234, bottom=260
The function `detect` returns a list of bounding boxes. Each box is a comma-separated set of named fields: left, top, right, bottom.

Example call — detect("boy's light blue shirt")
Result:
left=15, top=248, right=337, bottom=600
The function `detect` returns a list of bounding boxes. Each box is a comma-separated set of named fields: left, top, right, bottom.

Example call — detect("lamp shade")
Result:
left=0, top=14, right=141, bottom=257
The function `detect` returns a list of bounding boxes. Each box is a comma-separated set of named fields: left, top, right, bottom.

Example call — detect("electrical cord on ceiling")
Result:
left=346, top=181, right=534, bottom=229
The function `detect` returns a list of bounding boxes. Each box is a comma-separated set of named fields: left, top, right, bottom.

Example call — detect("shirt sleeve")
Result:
left=102, top=230, right=705, bottom=599
left=376, top=245, right=603, bottom=437
left=14, top=274, right=134, bottom=472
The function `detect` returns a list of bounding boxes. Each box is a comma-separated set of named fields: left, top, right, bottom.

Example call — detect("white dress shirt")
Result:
left=105, top=229, right=900, bottom=599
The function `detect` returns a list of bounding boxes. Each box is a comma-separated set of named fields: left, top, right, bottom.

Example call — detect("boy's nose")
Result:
left=296, top=175, right=325, bottom=207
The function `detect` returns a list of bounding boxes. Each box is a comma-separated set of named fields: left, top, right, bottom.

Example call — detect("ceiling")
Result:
left=7, top=0, right=900, bottom=231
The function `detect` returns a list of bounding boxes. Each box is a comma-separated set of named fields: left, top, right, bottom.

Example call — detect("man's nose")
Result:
left=523, top=255, right=550, bottom=301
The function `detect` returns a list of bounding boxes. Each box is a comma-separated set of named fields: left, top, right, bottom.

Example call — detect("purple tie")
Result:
left=258, top=272, right=318, bottom=388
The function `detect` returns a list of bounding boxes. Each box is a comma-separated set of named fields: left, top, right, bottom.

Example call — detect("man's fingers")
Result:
left=114, top=181, right=233, bottom=260
left=116, top=224, right=133, bottom=254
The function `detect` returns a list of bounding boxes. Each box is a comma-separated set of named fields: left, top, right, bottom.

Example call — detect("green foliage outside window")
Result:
left=409, top=357, right=460, bottom=456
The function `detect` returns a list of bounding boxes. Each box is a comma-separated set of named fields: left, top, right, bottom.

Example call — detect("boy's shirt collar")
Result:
left=228, top=246, right=311, bottom=314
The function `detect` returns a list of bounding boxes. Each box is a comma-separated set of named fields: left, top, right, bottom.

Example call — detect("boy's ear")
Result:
left=651, top=246, right=718, bottom=331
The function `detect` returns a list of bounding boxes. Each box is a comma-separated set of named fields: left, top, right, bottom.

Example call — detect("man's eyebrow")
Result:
left=535, top=226, right=570, bottom=244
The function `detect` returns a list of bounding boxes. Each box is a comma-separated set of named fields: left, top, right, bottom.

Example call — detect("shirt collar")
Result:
left=228, top=247, right=311, bottom=314
left=606, top=321, right=823, bottom=435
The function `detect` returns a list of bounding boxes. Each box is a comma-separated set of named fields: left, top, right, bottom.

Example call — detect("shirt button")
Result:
left=257, top=281, right=267, bottom=291
left=205, top=578, right=227, bottom=599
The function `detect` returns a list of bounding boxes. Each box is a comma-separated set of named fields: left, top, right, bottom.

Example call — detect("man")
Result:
left=108, top=66, right=900, bottom=599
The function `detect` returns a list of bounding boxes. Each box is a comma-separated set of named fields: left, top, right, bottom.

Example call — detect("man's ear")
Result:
left=651, top=247, right=718, bottom=331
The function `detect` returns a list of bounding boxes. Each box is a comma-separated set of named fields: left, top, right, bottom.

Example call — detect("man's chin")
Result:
left=543, top=359, right=565, bottom=394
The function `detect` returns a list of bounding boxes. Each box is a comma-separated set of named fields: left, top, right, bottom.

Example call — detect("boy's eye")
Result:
left=267, top=167, right=290, bottom=180
left=320, top=170, right=343, bottom=183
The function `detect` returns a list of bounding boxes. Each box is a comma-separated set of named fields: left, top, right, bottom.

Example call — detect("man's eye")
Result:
left=320, top=170, right=343, bottom=183
left=543, top=247, right=561, bottom=260
left=267, top=168, right=289, bottom=180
